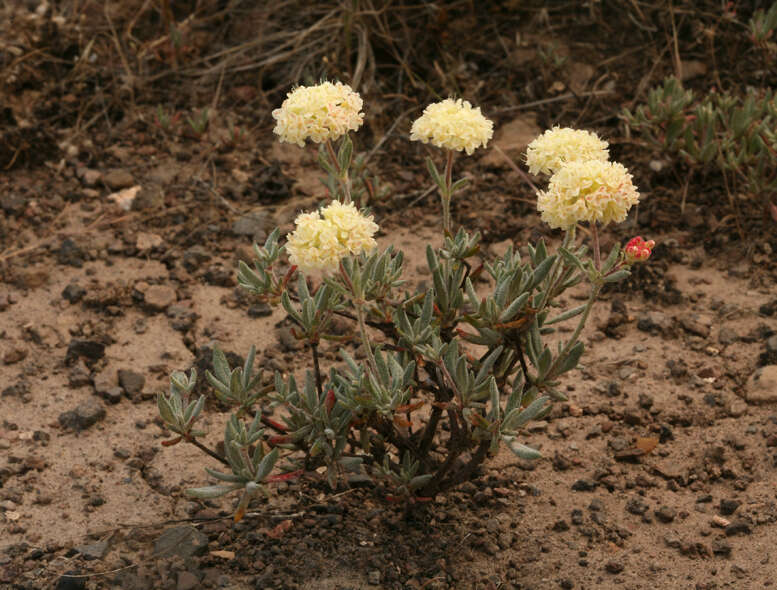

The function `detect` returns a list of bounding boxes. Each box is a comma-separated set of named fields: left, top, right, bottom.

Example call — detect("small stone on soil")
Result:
left=57, top=239, right=84, bottom=267
left=142, top=284, right=177, bottom=311
left=232, top=209, right=268, bottom=241
left=605, top=560, right=624, bottom=574
left=3, top=347, right=27, bottom=365
left=62, top=283, right=86, bottom=303
left=626, top=498, right=649, bottom=515
left=247, top=303, right=273, bottom=318
left=101, top=387, right=123, bottom=404
left=58, top=399, right=106, bottom=431
left=571, top=479, right=597, bottom=492
left=66, top=339, right=105, bottom=363
left=655, top=506, right=676, bottom=523
left=74, top=540, right=109, bottom=560
left=118, top=369, right=145, bottom=396
left=746, top=366, right=777, bottom=404
left=103, top=169, right=135, bottom=190
left=724, top=518, right=751, bottom=536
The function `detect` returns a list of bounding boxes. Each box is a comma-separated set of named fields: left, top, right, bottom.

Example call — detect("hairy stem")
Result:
left=325, top=139, right=352, bottom=204
left=356, top=304, right=378, bottom=374
left=185, top=435, right=230, bottom=467
left=547, top=282, right=601, bottom=379
left=311, top=342, right=323, bottom=397
left=441, top=150, right=454, bottom=235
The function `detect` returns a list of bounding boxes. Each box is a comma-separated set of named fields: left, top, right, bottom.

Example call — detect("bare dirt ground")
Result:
left=2, top=2, right=777, bottom=589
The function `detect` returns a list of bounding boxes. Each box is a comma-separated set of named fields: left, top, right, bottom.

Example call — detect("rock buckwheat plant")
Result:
left=157, top=81, right=653, bottom=520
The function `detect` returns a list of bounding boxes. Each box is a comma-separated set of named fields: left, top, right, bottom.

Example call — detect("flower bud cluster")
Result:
left=624, top=236, right=655, bottom=262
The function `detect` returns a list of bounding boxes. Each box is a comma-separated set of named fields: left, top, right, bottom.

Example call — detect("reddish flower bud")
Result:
left=624, top=236, right=655, bottom=263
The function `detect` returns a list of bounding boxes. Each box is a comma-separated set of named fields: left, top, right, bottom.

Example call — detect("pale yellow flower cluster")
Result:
left=525, top=127, right=609, bottom=176
left=410, top=98, right=493, bottom=155
left=272, top=82, right=364, bottom=147
left=536, top=160, right=640, bottom=229
left=286, top=201, right=378, bottom=274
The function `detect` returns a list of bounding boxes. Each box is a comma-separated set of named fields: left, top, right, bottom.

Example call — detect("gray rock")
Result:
left=571, top=479, right=597, bottom=492
left=58, top=399, right=106, bottom=431
left=745, top=366, right=777, bottom=404
left=101, top=387, right=123, bottom=405
left=118, top=369, right=145, bottom=396
left=247, top=303, right=273, bottom=318
left=62, top=283, right=86, bottom=303
left=103, top=169, right=135, bottom=190
left=232, top=209, right=268, bottom=241
left=678, top=314, right=712, bottom=338
left=153, top=526, right=208, bottom=558
left=637, top=311, right=673, bottom=334
left=654, top=505, right=676, bottom=523
left=92, top=369, right=116, bottom=395
left=74, top=540, right=110, bottom=560
left=626, top=498, right=648, bottom=515
left=725, top=518, right=752, bottom=536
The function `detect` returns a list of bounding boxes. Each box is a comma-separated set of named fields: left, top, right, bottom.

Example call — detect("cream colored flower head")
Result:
left=525, top=127, right=609, bottom=176
left=272, top=82, right=364, bottom=147
left=537, top=160, right=639, bottom=229
left=286, top=201, right=378, bottom=274
left=410, top=98, right=493, bottom=155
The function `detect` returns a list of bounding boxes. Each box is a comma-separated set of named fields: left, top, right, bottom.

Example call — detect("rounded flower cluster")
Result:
left=536, top=160, right=640, bottom=229
left=525, top=127, right=609, bottom=176
left=410, top=98, right=493, bottom=155
left=272, top=82, right=364, bottom=147
left=624, top=236, right=655, bottom=263
left=286, top=201, right=378, bottom=274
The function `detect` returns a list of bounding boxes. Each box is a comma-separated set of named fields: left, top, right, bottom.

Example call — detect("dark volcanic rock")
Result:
left=58, top=399, right=106, bottom=431
left=66, top=340, right=105, bottom=363
left=62, top=283, right=86, bottom=303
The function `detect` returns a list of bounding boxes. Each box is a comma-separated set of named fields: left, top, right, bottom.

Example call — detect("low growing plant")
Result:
left=622, top=76, right=777, bottom=221
left=158, top=82, right=653, bottom=519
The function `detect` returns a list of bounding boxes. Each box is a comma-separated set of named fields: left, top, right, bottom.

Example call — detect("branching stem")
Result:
left=185, top=435, right=230, bottom=467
